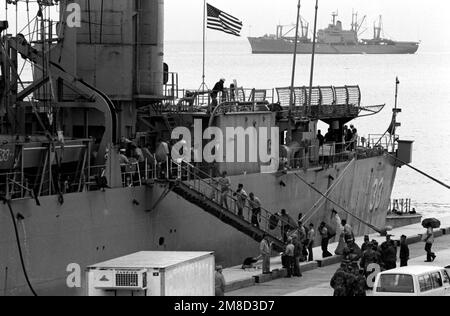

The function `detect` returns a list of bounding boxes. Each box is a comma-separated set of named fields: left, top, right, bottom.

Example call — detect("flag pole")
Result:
left=201, top=0, right=206, bottom=93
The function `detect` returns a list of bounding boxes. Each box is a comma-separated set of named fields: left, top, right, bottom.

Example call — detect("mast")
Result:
left=201, top=0, right=206, bottom=93
left=307, top=0, right=319, bottom=110
left=331, top=11, right=337, bottom=26
left=287, top=0, right=302, bottom=143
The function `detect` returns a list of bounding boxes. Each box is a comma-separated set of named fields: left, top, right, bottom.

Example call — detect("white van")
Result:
left=373, top=266, right=450, bottom=296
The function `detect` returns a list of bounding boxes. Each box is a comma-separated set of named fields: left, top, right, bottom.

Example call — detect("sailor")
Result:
left=119, top=148, right=129, bottom=165
left=218, top=171, right=231, bottom=210
left=297, top=219, right=307, bottom=261
left=291, top=235, right=303, bottom=277
left=351, top=128, right=359, bottom=149
left=345, top=126, right=353, bottom=147
left=279, top=209, right=290, bottom=243
left=353, top=265, right=367, bottom=297
left=211, top=78, right=226, bottom=108
left=330, top=262, right=349, bottom=296
left=318, top=222, right=333, bottom=258
left=424, top=227, right=436, bottom=262
left=380, top=235, right=398, bottom=270
left=400, top=235, right=410, bottom=267
left=344, top=263, right=358, bottom=297
left=317, top=130, right=325, bottom=147
left=361, top=235, right=371, bottom=253
left=360, top=242, right=378, bottom=275
left=156, top=139, right=170, bottom=178
left=215, top=266, right=226, bottom=296
left=332, top=209, right=343, bottom=240
left=324, top=128, right=334, bottom=143
left=234, top=183, right=248, bottom=218
left=341, top=219, right=354, bottom=243
left=260, top=234, right=272, bottom=274
left=307, top=223, right=315, bottom=262
left=132, top=144, right=145, bottom=163
left=284, top=238, right=295, bottom=278
left=248, top=193, right=262, bottom=228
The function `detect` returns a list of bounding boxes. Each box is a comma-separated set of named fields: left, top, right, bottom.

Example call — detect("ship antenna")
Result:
left=307, top=0, right=319, bottom=112
left=287, top=0, right=302, bottom=143
left=200, top=0, right=208, bottom=94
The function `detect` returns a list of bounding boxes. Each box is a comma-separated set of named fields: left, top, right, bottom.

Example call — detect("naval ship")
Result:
left=248, top=12, right=420, bottom=54
left=0, top=0, right=412, bottom=296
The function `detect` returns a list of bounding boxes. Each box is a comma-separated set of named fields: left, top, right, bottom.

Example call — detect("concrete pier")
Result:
left=224, top=216, right=450, bottom=296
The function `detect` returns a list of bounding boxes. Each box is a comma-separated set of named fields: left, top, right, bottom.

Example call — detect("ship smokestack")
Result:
left=58, top=0, right=165, bottom=99
left=137, top=0, right=165, bottom=97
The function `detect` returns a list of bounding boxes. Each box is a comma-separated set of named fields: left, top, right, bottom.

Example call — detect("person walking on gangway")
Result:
left=218, top=171, right=231, bottom=210
left=249, top=193, right=262, bottom=228
left=234, top=184, right=248, bottom=218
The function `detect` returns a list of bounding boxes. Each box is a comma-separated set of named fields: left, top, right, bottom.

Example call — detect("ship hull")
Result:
left=248, top=37, right=419, bottom=54
left=0, top=155, right=396, bottom=296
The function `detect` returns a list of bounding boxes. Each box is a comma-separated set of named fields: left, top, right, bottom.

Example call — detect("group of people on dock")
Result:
left=330, top=224, right=437, bottom=296
left=279, top=214, right=317, bottom=278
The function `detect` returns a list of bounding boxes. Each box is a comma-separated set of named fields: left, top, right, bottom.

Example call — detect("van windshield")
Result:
left=377, top=274, right=415, bottom=293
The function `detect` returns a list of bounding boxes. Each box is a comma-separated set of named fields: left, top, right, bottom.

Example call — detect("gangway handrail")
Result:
left=170, top=159, right=298, bottom=236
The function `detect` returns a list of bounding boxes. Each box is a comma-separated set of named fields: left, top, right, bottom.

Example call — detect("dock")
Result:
left=223, top=216, right=450, bottom=296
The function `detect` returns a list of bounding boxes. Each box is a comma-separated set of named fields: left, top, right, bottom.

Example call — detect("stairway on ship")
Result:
left=163, top=161, right=292, bottom=253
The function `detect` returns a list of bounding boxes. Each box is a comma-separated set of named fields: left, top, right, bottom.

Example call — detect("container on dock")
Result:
left=86, top=251, right=215, bottom=296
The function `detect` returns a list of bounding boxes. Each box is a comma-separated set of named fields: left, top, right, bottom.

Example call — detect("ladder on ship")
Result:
left=165, top=161, right=292, bottom=253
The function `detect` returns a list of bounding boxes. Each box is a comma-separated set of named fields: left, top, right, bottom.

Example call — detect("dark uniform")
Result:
left=211, top=79, right=225, bottom=107
left=354, top=272, right=368, bottom=296
left=360, top=246, right=379, bottom=275
left=400, top=242, right=410, bottom=267
left=381, top=240, right=398, bottom=270
left=344, top=267, right=357, bottom=297
left=331, top=267, right=348, bottom=297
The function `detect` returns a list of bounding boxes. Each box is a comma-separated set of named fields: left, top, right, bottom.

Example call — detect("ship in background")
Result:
left=248, top=12, right=420, bottom=54
left=0, top=0, right=413, bottom=296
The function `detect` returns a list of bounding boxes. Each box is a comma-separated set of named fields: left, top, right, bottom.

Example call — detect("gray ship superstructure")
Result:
left=0, top=0, right=412, bottom=296
left=248, top=13, right=420, bottom=54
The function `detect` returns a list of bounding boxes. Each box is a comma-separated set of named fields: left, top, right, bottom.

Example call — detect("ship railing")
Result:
left=167, top=88, right=276, bottom=113
left=85, top=159, right=158, bottom=191
left=0, top=172, right=25, bottom=199
left=163, top=72, right=180, bottom=100
left=284, top=139, right=387, bottom=171
left=275, top=85, right=361, bottom=111
left=367, top=134, right=398, bottom=153
left=285, top=141, right=356, bottom=171
left=168, top=159, right=298, bottom=239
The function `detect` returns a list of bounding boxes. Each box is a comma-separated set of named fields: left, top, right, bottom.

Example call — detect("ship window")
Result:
left=158, top=237, right=165, bottom=246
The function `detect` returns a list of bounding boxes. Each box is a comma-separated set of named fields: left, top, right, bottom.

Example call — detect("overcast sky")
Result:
left=165, top=0, right=448, bottom=48
left=2, top=0, right=448, bottom=50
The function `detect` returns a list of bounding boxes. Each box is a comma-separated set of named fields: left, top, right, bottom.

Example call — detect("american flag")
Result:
left=207, top=4, right=243, bottom=37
